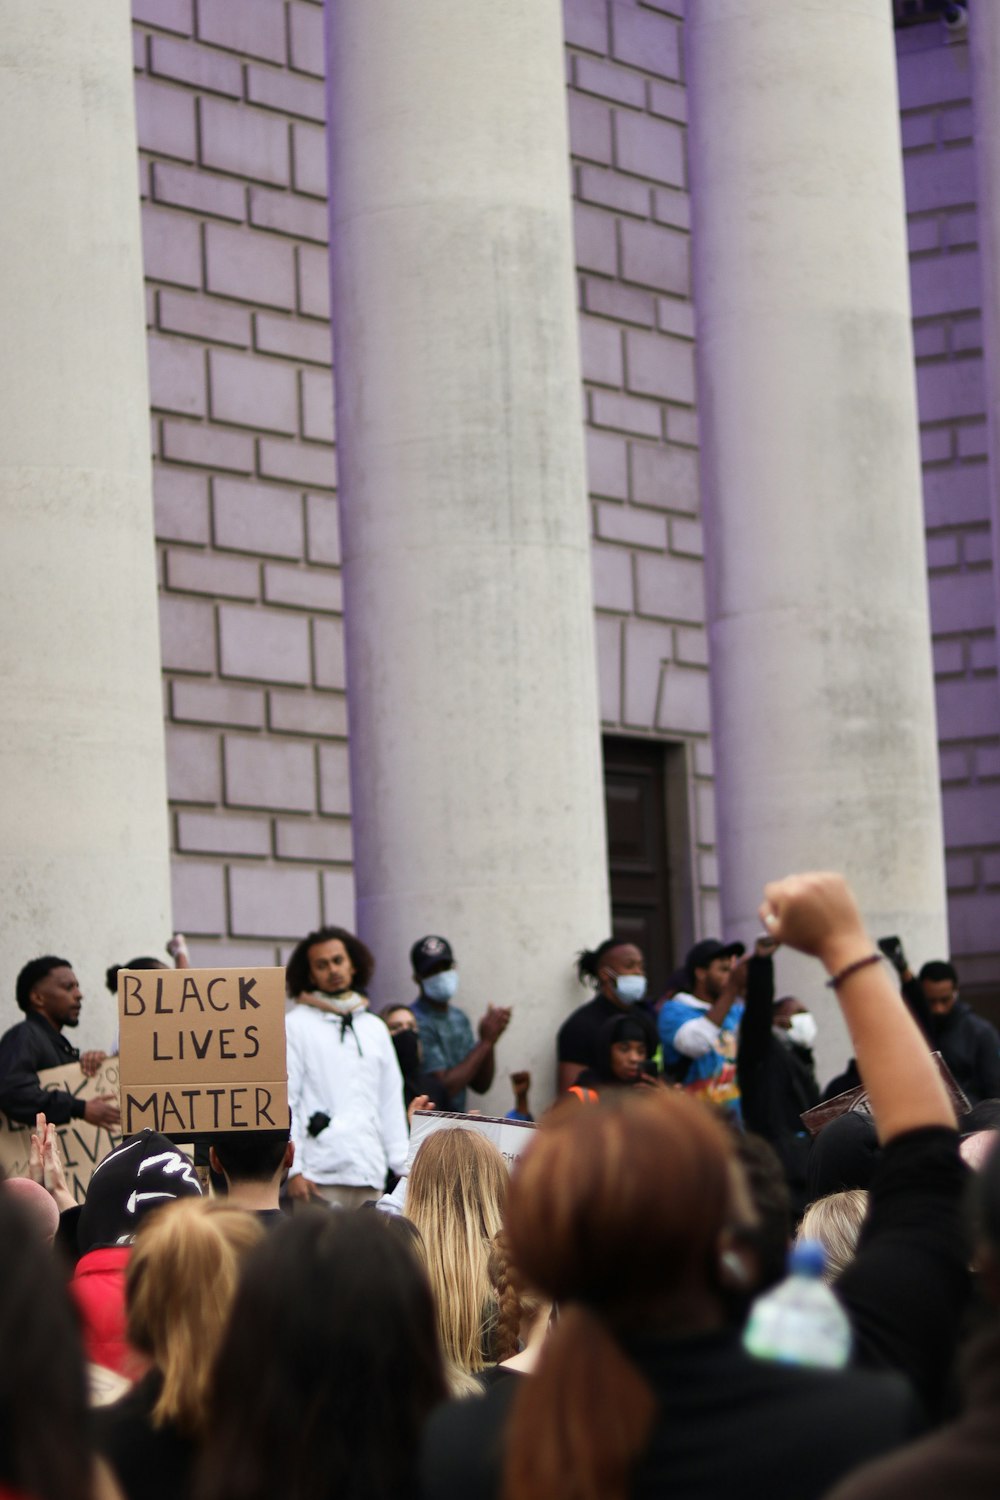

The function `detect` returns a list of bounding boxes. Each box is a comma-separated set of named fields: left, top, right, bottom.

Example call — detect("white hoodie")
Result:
left=286, top=1004, right=409, bottom=1189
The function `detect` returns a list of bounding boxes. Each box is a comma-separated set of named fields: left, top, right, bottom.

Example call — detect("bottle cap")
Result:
left=788, top=1239, right=827, bottom=1278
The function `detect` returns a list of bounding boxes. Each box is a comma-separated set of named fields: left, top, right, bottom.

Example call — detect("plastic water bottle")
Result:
left=742, top=1240, right=852, bottom=1369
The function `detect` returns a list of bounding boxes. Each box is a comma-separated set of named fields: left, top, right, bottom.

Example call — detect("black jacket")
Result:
left=0, top=1012, right=85, bottom=1124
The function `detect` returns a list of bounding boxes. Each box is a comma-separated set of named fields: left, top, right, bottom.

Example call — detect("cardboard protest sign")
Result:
left=407, top=1109, right=535, bottom=1173
left=800, top=1050, right=970, bottom=1138
left=0, top=1059, right=122, bottom=1203
left=117, top=966, right=289, bottom=1137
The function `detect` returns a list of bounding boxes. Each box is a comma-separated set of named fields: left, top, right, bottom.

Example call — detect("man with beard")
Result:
left=0, top=955, right=119, bottom=1127
left=658, top=937, right=746, bottom=1118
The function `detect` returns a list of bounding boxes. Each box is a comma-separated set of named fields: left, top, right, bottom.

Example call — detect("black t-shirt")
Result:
left=556, top=995, right=622, bottom=1069
left=95, top=1372, right=197, bottom=1500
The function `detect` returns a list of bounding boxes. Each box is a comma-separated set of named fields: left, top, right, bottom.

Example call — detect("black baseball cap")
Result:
left=684, top=939, right=745, bottom=986
left=410, top=935, right=455, bottom=978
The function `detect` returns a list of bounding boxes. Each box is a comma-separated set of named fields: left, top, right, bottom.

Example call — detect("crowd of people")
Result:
left=2, top=871, right=1000, bottom=1498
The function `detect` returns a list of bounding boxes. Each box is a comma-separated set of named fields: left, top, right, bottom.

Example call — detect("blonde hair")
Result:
left=126, top=1199, right=263, bottom=1436
left=798, top=1189, right=869, bottom=1283
left=405, top=1129, right=508, bottom=1373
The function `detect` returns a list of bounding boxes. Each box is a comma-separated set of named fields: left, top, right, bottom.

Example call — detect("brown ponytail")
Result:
left=501, top=1092, right=734, bottom=1500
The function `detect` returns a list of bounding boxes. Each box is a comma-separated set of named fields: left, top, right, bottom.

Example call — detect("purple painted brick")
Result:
left=248, top=187, right=329, bottom=244
left=590, top=388, right=662, bottom=439
left=970, top=639, right=998, bottom=676
left=205, top=222, right=296, bottom=309
left=153, top=466, right=211, bottom=544
left=666, top=407, right=698, bottom=446
left=259, top=437, right=336, bottom=489
left=199, top=97, right=290, bottom=187
left=620, top=218, right=688, bottom=294
left=141, top=203, right=203, bottom=288
left=614, top=110, right=684, bottom=186
left=322, top=869, right=356, bottom=926
left=945, top=210, right=978, bottom=250
left=166, top=547, right=260, bottom=600
left=595, top=613, right=622, bottom=722
left=910, top=251, right=980, bottom=319
left=926, top=534, right=960, bottom=570
left=936, top=676, right=1000, bottom=738
left=958, top=422, right=989, bottom=459
left=913, top=324, right=948, bottom=359
left=939, top=746, right=970, bottom=781
left=586, top=428, right=629, bottom=500
left=291, top=123, right=328, bottom=197
left=159, top=593, right=216, bottom=673
left=923, top=465, right=995, bottom=531
left=596, top=500, right=667, bottom=549
left=591, top=544, right=634, bottom=612
left=209, top=347, right=299, bottom=434
left=171, top=861, right=227, bottom=936
left=269, top=689, right=347, bottom=737
left=152, top=161, right=245, bottom=222
left=622, top=617, right=671, bottom=727
left=657, top=297, right=695, bottom=339
left=224, top=735, right=315, bottom=812
left=573, top=203, right=618, bottom=277
left=166, top=727, right=222, bottom=803
left=178, top=811, right=271, bottom=857
left=148, top=35, right=242, bottom=95
left=625, top=327, right=694, bottom=403
left=568, top=92, right=613, bottom=166
left=635, top=551, right=705, bottom=623
left=904, top=147, right=975, bottom=214
left=610, top=4, right=680, bottom=77
left=658, top=663, right=712, bottom=736
left=161, top=419, right=255, bottom=473
left=229, top=865, right=321, bottom=938
left=213, top=477, right=304, bottom=559
left=133, top=0, right=193, bottom=34
left=648, top=79, right=687, bottom=123
left=953, top=319, right=983, bottom=356
left=275, top=818, right=352, bottom=863
left=977, top=745, right=1000, bottom=779
left=134, top=75, right=197, bottom=161
left=574, top=55, right=645, bottom=108
left=297, top=245, right=331, bottom=319
left=583, top=276, right=658, bottom=327
left=580, top=317, right=624, bottom=386
left=255, top=312, right=332, bottom=365
left=920, top=428, right=953, bottom=465
left=985, top=854, right=1000, bottom=887
left=301, top=368, right=336, bottom=443
left=917, top=359, right=985, bottom=424
left=289, top=2, right=325, bottom=77
left=908, top=217, right=940, bottom=255
left=219, top=603, right=311, bottom=684
left=196, top=0, right=287, bottom=64
left=933, top=638, right=965, bottom=676
left=947, top=892, right=1000, bottom=954
left=247, top=65, right=326, bottom=122
left=319, top=743, right=351, bottom=815
left=171, top=679, right=266, bottom=728
left=652, top=187, right=690, bottom=231
left=943, top=784, right=1000, bottom=847
left=964, top=529, right=995, bottom=567
left=158, top=289, right=251, bottom=347
left=305, top=495, right=341, bottom=565
left=264, top=564, right=342, bottom=613
left=562, top=0, right=609, bottom=54
left=148, top=335, right=207, bottom=418
left=577, top=164, right=650, bottom=217
left=313, top=617, right=346, bottom=689
left=897, top=45, right=973, bottom=111
left=942, top=104, right=974, bottom=144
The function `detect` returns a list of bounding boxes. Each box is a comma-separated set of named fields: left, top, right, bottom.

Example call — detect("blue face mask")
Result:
left=422, top=970, right=458, bottom=1003
left=614, top=974, right=647, bottom=1005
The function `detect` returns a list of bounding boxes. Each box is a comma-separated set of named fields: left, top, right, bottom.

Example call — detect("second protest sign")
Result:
left=117, top=966, right=289, bottom=1136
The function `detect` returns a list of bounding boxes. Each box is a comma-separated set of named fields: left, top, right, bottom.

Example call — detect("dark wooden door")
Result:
left=603, top=737, right=677, bottom=1002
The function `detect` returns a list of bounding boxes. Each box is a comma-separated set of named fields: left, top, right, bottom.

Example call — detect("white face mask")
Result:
left=784, top=1012, right=817, bottom=1050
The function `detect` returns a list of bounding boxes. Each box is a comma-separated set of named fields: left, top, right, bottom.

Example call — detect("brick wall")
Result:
left=134, top=0, right=348, bottom=965
left=134, top=0, right=719, bottom=965
left=565, top=0, right=719, bottom=935
left=898, top=25, right=1000, bottom=992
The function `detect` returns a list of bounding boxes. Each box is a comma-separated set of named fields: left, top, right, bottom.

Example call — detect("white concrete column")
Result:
left=326, top=0, right=609, bottom=1106
left=0, top=5, right=173, bottom=1047
left=687, top=0, right=948, bottom=1070
left=970, top=4, right=1000, bottom=685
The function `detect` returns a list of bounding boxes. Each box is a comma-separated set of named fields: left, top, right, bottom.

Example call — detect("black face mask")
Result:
left=392, top=1029, right=422, bottom=1079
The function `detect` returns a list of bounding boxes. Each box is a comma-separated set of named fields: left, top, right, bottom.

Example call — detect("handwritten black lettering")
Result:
left=152, top=1032, right=172, bottom=1061
left=254, top=1086, right=275, bottom=1126
left=245, top=1024, right=260, bottom=1060
left=207, top=976, right=228, bottom=1013
left=122, top=974, right=146, bottom=1016
left=230, top=1087, right=249, bottom=1127
left=238, top=975, right=260, bottom=1010
left=154, top=977, right=172, bottom=1014
left=180, top=976, right=205, bottom=1013
left=219, top=1028, right=236, bottom=1060
left=126, top=1092, right=160, bottom=1133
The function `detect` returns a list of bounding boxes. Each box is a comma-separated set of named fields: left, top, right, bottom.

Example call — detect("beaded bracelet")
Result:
left=825, top=952, right=884, bottom=990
